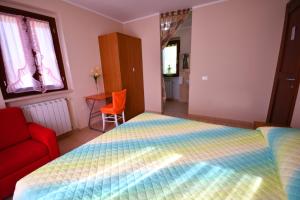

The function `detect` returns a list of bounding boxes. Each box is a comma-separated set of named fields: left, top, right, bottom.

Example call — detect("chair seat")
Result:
left=0, top=140, right=48, bottom=178
left=101, top=103, right=124, bottom=114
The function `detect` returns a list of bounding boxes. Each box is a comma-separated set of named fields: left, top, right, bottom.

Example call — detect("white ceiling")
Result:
left=64, top=0, right=220, bottom=23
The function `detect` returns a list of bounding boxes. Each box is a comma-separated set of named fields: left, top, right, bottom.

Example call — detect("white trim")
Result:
left=123, top=13, right=160, bottom=24
left=62, top=0, right=122, bottom=24
left=4, top=90, right=74, bottom=104
left=192, top=0, right=228, bottom=9
left=52, top=0, right=225, bottom=25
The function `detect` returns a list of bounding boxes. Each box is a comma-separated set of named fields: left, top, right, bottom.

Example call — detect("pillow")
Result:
left=258, top=127, right=300, bottom=200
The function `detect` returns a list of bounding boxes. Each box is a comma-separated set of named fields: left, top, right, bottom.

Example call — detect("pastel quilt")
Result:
left=14, top=113, right=286, bottom=200
left=258, top=127, right=300, bottom=200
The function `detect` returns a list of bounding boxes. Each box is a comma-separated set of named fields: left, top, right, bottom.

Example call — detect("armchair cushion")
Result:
left=28, top=123, right=60, bottom=159
left=0, top=108, right=30, bottom=150
left=0, top=140, right=48, bottom=179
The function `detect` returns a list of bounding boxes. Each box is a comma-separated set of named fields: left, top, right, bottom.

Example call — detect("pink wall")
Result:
left=123, top=15, right=162, bottom=113
left=189, top=0, right=287, bottom=123
left=0, top=0, right=122, bottom=128
left=291, top=87, right=300, bottom=128
left=1, top=0, right=297, bottom=128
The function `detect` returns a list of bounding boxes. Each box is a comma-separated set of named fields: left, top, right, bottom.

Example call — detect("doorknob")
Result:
left=286, top=78, right=296, bottom=81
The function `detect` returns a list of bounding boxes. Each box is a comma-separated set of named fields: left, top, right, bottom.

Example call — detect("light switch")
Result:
left=202, top=76, right=208, bottom=80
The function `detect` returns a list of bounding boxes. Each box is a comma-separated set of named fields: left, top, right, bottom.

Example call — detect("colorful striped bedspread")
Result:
left=14, top=113, right=286, bottom=200
left=258, top=127, right=300, bottom=200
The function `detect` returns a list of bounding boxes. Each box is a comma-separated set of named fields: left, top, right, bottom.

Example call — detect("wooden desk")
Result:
left=85, top=93, right=112, bottom=131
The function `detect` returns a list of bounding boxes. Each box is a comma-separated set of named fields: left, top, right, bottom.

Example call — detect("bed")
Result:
left=13, top=112, right=299, bottom=200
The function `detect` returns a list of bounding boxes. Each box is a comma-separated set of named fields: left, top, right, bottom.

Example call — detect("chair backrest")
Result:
left=112, top=89, right=127, bottom=113
left=0, top=107, right=30, bottom=150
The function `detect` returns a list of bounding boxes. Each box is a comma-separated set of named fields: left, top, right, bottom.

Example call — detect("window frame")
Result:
left=163, top=39, right=180, bottom=77
left=0, top=5, right=68, bottom=100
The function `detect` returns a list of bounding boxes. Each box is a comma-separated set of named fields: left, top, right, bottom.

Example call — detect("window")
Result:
left=0, top=5, right=67, bottom=99
left=162, top=40, right=180, bottom=77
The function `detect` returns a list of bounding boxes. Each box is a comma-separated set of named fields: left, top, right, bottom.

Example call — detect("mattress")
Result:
left=14, top=113, right=286, bottom=200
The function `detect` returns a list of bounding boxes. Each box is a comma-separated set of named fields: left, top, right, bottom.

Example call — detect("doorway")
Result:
left=161, top=13, right=192, bottom=118
left=267, top=0, right=300, bottom=126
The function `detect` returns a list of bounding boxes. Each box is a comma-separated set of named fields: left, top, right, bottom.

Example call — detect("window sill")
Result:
left=4, top=89, right=73, bottom=103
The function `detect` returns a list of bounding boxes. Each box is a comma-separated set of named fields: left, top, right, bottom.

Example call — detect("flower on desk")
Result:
left=90, top=67, right=102, bottom=93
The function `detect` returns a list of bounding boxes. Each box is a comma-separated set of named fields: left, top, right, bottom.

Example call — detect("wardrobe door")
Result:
left=99, top=33, right=122, bottom=93
left=118, top=33, right=136, bottom=119
left=118, top=34, right=144, bottom=119
left=128, top=36, right=145, bottom=116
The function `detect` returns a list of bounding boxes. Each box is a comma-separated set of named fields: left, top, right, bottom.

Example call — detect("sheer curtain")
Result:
left=0, top=13, right=41, bottom=93
left=160, top=9, right=191, bottom=48
left=27, top=18, right=63, bottom=92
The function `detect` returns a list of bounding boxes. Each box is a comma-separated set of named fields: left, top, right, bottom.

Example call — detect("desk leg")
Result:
left=87, top=99, right=103, bottom=132
left=88, top=100, right=95, bottom=129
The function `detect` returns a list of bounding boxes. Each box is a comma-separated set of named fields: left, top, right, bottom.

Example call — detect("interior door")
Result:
left=268, top=1, right=300, bottom=126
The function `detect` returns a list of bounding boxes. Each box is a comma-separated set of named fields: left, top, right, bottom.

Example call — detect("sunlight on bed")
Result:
left=106, top=153, right=182, bottom=200
left=26, top=147, right=263, bottom=200
left=102, top=148, right=264, bottom=200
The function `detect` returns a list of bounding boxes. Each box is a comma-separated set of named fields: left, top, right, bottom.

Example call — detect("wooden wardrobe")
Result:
left=98, top=32, right=145, bottom=120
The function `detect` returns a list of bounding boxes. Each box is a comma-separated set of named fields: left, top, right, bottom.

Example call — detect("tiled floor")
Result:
left=163, top=99, right=188, bottom=119
left=58, top=122, right=115, bottom=155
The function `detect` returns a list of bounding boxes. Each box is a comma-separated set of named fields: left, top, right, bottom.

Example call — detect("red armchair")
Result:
left=0, top=107, right=60, bottom=199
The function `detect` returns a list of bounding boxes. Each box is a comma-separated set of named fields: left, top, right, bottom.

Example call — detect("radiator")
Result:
left=22, top=98, right=72, bottom=136
left=165, top=78, right=173, bottom=99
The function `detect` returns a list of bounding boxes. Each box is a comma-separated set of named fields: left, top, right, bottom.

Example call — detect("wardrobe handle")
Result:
left=132, top=67, right=135, bottom=72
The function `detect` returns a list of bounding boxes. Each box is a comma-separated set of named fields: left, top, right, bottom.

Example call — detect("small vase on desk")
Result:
left=90, top=66, right=102, bottom=94
left=94, top=78, right=99, bottom=94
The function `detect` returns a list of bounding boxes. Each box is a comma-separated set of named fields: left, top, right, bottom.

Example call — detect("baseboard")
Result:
left=145, top=110, right=162, bottom=114
left=188, top=114, right=253, bottom=129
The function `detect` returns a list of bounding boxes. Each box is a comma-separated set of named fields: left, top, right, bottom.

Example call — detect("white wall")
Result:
left=189, top=0, right=286, bottom=123
left=0, top=90, right=5, bottom=108
left=0, top=0, right=122, bottom=128
left=123, top=15, right=162, bottom=113
left=291, top=87, right=300, bottom=128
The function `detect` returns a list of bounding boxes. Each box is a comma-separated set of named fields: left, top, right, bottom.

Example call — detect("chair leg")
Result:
left=122, top=111, right=125, bottom=123
left=102, top=113, right=106, bottom=132
left=114, top=114, right=118, bottom=127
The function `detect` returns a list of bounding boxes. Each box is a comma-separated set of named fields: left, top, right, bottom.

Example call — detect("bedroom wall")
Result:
left=291, top=88, right=300, bottom=128
left=122, top=15, right=162, bottom=113
left=0, top=91, right=4, bottom=108
left=0, top=0, right=122, bottom=128
left=189, top=0, right=287, bottom=123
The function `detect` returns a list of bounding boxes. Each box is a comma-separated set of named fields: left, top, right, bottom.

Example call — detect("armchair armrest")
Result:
left=27, top=123, right=60, bottom=159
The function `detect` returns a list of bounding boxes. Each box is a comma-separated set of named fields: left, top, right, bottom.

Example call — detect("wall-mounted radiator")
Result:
left=22, top=98, right=72, bottom=136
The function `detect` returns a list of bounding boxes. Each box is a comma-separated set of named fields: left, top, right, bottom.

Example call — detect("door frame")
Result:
left=267, top=0, right=300, bottom=125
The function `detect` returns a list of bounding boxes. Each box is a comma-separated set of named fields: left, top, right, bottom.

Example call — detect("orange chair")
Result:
left=100, top=89, right=126, bottom=131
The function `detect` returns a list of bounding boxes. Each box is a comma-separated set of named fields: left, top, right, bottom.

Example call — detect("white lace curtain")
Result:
left=160, top=9, right=191, bottom=48
left=0, top=12, right=63, bottom=94
left=27, top=18, right=63, bottom=91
